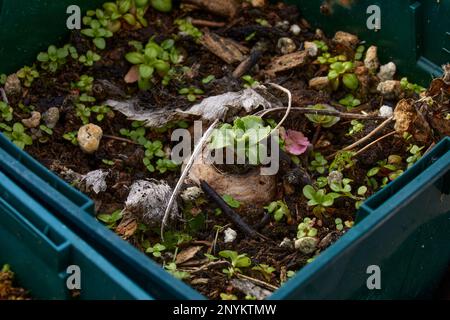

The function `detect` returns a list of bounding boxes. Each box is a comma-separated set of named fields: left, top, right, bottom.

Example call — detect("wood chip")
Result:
left=116, top=216, right=138, bottom=239
left=201, top=31, right=249, bottom=64
left=265, top=50, right=309, bottom=77
left=176, top=246, right=203, bottom=265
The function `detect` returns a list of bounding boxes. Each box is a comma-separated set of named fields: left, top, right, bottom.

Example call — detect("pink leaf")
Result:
left=282, top=129, right=310, bottom=155
left=124, top=65, right=139, bottom=83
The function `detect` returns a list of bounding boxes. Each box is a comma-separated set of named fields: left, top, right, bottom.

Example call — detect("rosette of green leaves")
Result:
left=305, top=104, right=340, bottom=128
left=37, top=45, right=69, bottom=73
left=125, top=38, right=180, bottom=90
left=17, top=65, right=39, bottom=87
left=81, top=19, right=114, bottom=49
left=328, top=61, right=359, bottom=90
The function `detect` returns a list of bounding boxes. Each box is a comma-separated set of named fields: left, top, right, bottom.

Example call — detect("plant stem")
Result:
left=103, top=134, right=140, bottom=145
left=257, top=106, right=386, bottom=120
left=353, top=131, right=397, bottom=157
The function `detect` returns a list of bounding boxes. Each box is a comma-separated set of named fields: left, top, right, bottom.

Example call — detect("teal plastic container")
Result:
left=0, top=170, right=151, bottom=300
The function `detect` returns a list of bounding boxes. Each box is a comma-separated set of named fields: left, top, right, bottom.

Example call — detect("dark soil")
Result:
left=2, top=2, right=431, bottom=300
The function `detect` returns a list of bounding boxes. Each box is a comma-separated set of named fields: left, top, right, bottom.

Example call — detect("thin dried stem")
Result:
left=267, top=83, right=292, bottom=132
left=257, top=106, right=385, bottom=120
left=342, top=117, right=394, bottom=151
left=103, top=134, right=140, bottom=145
left=353, top=131, right=397, bottom=157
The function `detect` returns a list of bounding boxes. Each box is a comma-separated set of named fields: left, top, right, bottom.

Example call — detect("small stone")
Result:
left=77, top=124, right=103, bottom=154
left=379, top=105, right=393, bottom=118
left=275, top=20, right=290, bottom=31
left=294, top=237, right=318, bottom=254
left=304, top=41, right=318, bottom=57
left=224, top=228, right=237, bottom=243
left=4, top=74, right=21, bottom=97
left=277, top=37, right=296, bottom=55
left=290, top=24, right=301, bottom=35
left=364, top=46, right=379, bottom=72
left=279, top=237, right=294, bottom=249
left=42, top=107, right=60, bottom=129
left=180, top=186, right=203, bottom=202
left=250, top=0, right=266, bottom=7
left=327, top=170, right=343, bottom=186
left=21, top=111, right=41, bottom=128
left=377, top=80, right=402, bottom=99
left=333, top=31, right=359, bottom=48
left=309, top=76, right=330, bottom=90
left=378, top=62, right=396, bottom=81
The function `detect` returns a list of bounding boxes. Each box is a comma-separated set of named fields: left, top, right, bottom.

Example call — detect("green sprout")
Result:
left=2, top=123, right=33, bottom=150
left=220, top=293, right=238, bottom=300
left=175, top=18, right=203, bottom=41
left=75, top=104, right=92, bottom=125
left=142, top=139, right=165, bottom=172
left=165, top=262, right=190, bottom=280
left=97, top=210, right=123, bottom=229
left=313, top=40, right=329, bottom=52
left=328, top=61, right=359, bottom=90
left=38, top=124, right=53, bottom=143
left=91, top=105, right=112, bottom=122
left=400, top=77, right=426, bottom=95
left=79, top=50, right=101, bottom=66
left=264, top=200, right=291, bottom=222
left=125, top=38, right=180, bottom=89
left=317, top=52, right=346, bottom=64
left=297, top=217, right=318, bottom=238
left=302, top=185, right=340, bottom=216
left=81, top=19, right=114, bottom=49
left=255, top=18, right=270, bottom=27
left=308, top=152, right=328, bottom=174
left=102, top=159, right=115, bottom=166
left=367, top=157, right=404, bottom=186
left=407, top=145, right=424, bottom=168
left=37, top=45, right=70, bottom=73
left=347, top=120, right=364, bottom=136
left=72, top=75, right=94, bottom=92
left=179, top=87, right=204, bottom=102
left=220, top=250, right=252, bottom=278
left=0, top=101, right=13, bottom=122
left=329, top=151, right=355, bottom=172
left=354, top=45, right=365, bottom=60
left=17, top=65, right=39, bottom=87
left=156, top=158, right=178, bottom=174
left=305, top=104, right=340, bottom=128
left=63, top=131, right=79, bottom=145
left=146, top=243, right=166, bottom=257
left=242, top=75, right=260, bottom=88
left=0, top=74, right=6, bottom=85
left=252, top=264, right=275, bottom=282
left=222, top=195, right=241, bottom=208
left=150, top=0, right=173, bottom=13
left=201, top=75, right=215, bottom=84
left=339, top=94, right=361, bottom=110
left=335, top=218, right=344, bottom=231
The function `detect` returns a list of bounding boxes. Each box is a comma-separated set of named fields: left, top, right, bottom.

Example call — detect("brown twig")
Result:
left=353, top=131, right=397, bottom=157
left=200, top=180, right=264, bottom=240
left=236, top=273, right=279, bottom=291
left=256, top=107, right=386, bottom=120
left=103, top=134, right=140, bottom=145
left=191, top=19, right=226, bottom=28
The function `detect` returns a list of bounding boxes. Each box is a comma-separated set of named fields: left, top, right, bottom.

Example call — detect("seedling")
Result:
left=242, top=75, right=260, bottom=88
left=97, top=210, right=123, bottom=229
left=367, top=159, right=404, bottom=184
left=75, top=104, right=92, bottom=125
left=72, top=75, right=94, bottom=93
left=317, top=52, right=346, bottom=64
left=0, top=74, right=6, bottom=85
left=297, top=217, right=318, bottom=238
left=329, top=177, right=352, bottom=194
left=407, top=145, right=424, bottom=168
left=308, top=152, right=328, bottom=174
left=102, top=159, right=115, bottom=166
left=146, top=243, right=166, bottom=257
left=201, top=75, right=215, bottom=84
left=302, top=185, right=340, bottom=216
left=82, top=19, right=114, bottom=49
left=91, top=105, right=112, bottom=122
left=142, top=139, right=165, bottom=172
left=120, top=121, right=146, bottom=142
left=255, top=18, right=270, bottom=27
left=0, top=101, right=13, bottom=122
left=305, top=104, right=340, bottom=128
left=63, top=131, right=79, bottom=145
left=222, top=195, right=241, bottom=208
left=204, top=253, right=218, bottom=261
left=179, top=87, right=204, bottom=102
left=328, top=61, right=359, bottom=90
left=79, top=50, right=101, bottom=66
left=313, top=40, right=329, bottom=52
left=175, top=18, right=203, bottom=41
left=38, top=125, right=53, bottom=143
left=165, top=263, right=190, bottom=280
left=37, top=45, right=69, bottom=73
left=252, top=264, right=275, bottom=282
left=17, top=65, right=39, bottom=87
left=339, top=94, right=361, bottom=110
left=335, top=218, right=344, bottom=231
left=125, top=38, right=180, bottom=89
left=150, top=0, right=173, bottom=13
left=400, top=77, right=426, bottom=95
left=2, top=123, right=33, bottom=150
left=347, top=120, right=364, bottom=136
left=264, top=200, right=291, bottom=223
left=329, top=151, right=355, bottom=172
left=209, top=115, right=272, bottom=165
left=354, top=45, right=365, bottom=60
left=220, top=293, right=238, bottom=300
left=219, top=250, right=251, bottom=278
left=156, top=158, right=179, bottom=173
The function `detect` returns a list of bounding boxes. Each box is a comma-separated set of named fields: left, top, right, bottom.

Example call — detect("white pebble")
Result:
left=224, top=228, right=237, bottom=243
left=294, top=237, right=318, bottom=254
left=77, top=123, right=103, bottom=154
left=378, top=62, right=397, bottom=82
left=290, top=24, right=301, bottom=35
left=379, top=105, right=393, bottom=118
